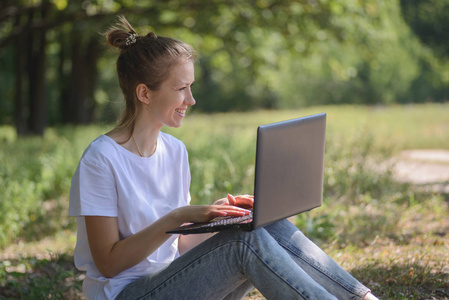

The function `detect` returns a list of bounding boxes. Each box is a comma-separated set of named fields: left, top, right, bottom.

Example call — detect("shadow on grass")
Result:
left=3, top=252, right=449, bottom=300
left=0, top=253, right=83, bottom=300
left=351, top=263, right=449, bottom=300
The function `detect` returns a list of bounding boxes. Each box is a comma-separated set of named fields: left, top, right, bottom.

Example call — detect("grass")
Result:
left=0, top=103, right=448, bottom=299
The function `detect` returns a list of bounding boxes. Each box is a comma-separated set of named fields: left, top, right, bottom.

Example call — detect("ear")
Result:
left=135, top=83, right=151, bottom=105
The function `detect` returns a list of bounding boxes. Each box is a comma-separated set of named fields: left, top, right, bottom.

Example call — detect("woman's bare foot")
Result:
left=363, top=292, right=380, bottom=300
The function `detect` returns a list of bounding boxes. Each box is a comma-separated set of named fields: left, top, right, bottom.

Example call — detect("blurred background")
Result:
left=0, top=0, right=448, bottom=136
left=1, top=1, right=449, bottom=298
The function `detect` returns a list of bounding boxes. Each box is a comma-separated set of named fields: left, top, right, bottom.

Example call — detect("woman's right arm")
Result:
left=177, top=194, right=254, bottom=255
left=85, top=204, right=250, bottom=278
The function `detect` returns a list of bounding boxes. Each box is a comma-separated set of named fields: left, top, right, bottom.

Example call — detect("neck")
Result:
left=131, top=121, right=161, bottom=157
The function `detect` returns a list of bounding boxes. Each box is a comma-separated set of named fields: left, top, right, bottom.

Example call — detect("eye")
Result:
left=179, top=83, right=194, bottom=91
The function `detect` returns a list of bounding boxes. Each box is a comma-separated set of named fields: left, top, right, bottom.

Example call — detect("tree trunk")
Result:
left=58, top=29, right=70, bottom=124
left=69, top=29, right=86, bottom=124
left=66, top=29, right=101, bottom=124
left=14, top=13, right=28, bottom=136
left=13, top=1, right=50, bottom=136
left=27, top=2, right=49, bottom=135
left=85, top=37, right=100, bottom=123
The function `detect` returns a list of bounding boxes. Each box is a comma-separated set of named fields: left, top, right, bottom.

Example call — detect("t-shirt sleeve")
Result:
left=69, top=158, right=118, bottom=217
left=183, top=145, right=192, bottom=205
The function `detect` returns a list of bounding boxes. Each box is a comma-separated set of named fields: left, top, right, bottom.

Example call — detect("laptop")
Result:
left=166, top=112, right=327, bottom=235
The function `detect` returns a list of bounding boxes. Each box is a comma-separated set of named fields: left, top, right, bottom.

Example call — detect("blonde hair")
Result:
left=104, top=16, right=196, bottom=136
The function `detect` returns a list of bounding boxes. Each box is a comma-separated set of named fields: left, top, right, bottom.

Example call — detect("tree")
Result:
left=400, top=0, right=449, bottom=59
left=1, top=0, right=345, bottom=135
left=399, top=0, right=449, bottom=102
left=2, top=0, right=445, bottom=136
left=1, top=0, right=157, bottom=134
left=6, top=0, right=51, bottom=135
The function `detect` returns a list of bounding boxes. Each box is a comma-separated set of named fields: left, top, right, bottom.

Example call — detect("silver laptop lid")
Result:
left=253, top=113, right=326, bottom=229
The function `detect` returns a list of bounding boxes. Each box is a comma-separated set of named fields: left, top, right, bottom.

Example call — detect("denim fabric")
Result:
left=116, top=219, right=370, bottom=300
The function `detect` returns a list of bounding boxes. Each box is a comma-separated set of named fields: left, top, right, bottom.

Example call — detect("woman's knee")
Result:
left=264, top=219, right=303, bottom=237
left=213, top=227, right=281, bottom=256
left=215, top=227, right=272, bottom=245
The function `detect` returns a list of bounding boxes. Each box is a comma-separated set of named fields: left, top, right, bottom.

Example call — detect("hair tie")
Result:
left=125, top=33, right=138, bottom=46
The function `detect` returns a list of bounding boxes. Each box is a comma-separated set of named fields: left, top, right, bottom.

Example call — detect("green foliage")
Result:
left=271, top=0, right=449, bottom=108
left=400, top=0, right=449, bottom=59
left=0, top=125, right=106, bottom=248
left=1, top=0, right=449, bottom=131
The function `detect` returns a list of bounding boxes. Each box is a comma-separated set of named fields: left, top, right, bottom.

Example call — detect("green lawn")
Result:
left=1, top=103, right=448, bottom=299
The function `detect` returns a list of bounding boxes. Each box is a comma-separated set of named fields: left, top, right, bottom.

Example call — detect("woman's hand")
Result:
left=214, top=194, right=254, bottom=209
left=177, top=195, right=253, bottom=255
left=173, top=204, right=251, bottom=224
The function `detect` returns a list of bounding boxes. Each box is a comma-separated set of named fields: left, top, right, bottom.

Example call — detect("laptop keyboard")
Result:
left=201, top=212, right=253, bottom=228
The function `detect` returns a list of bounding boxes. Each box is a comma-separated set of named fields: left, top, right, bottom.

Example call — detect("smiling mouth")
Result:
left=175, top=109, right=186, bottom=115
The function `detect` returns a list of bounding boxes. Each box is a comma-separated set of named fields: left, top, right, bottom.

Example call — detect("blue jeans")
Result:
left=116, top=220, right=370, bottom=300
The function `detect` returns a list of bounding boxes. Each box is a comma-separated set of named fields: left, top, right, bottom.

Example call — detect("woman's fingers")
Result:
left=231, top=194, right=254, bottom=209
left=201, top=206, right=250, bottom=223
left=180, top=205, right=250, bottom=224
left=212, top=204, right=250, bottom=215
left=213, top=198, right=228, bottom=206
left=227, top=194, right=236, bottom=205
left=213, top=194, right=254, bottom=209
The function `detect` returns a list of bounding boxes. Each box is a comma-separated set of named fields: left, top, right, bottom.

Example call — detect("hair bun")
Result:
left=104, top=15, right=139, bottom=50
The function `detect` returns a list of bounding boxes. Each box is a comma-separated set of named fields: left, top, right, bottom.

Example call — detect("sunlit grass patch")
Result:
left=0, top=103, right=448, bottom=299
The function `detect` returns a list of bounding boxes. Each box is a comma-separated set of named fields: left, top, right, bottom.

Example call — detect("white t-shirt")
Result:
left=69, top=132, right=191, bottom=300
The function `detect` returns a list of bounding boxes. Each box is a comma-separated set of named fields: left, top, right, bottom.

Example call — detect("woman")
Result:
left=69, top=16, right=379, bottom=300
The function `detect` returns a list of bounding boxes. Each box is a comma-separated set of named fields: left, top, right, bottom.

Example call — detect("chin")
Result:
left=169, top=121, right=183, bottom=128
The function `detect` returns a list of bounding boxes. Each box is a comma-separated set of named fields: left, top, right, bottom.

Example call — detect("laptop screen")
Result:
left=253, top=113, right=326, bottom=229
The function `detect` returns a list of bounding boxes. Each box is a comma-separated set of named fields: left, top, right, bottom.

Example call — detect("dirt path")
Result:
left=390, top=149, right=449, bottom=193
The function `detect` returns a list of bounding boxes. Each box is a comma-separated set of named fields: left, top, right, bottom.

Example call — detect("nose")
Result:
left=186, top=89, right=196, bottom=106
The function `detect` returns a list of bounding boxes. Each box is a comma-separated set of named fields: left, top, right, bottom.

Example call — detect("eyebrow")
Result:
left=175, top=80, right=195, bottom=86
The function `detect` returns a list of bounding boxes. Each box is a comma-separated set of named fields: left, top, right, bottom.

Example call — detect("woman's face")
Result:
left=148, top=60, right=196, bottom=128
